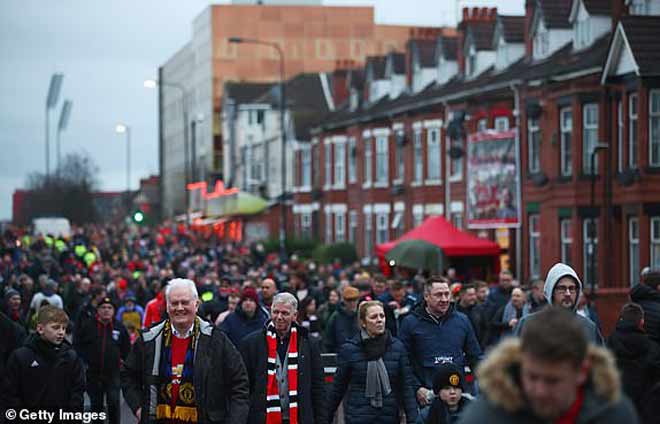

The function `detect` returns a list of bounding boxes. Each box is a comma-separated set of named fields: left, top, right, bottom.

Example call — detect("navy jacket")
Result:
left=220, top=305, right=268, bottom=347
left=324, top=303, right=359, bottom=353
left=328, top=333, right=418, bottom=424
left=398, top=304, right=482, bottom=390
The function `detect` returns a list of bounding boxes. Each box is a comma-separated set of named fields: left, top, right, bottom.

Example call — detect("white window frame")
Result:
left=583, top=218, right=599, bottom=288
left=334, top=142, right=346, bottom=188
left=529, top=214, right=541, bottom=279
left=426, top=128, right=442, bottom=183
left=528, top=117, right=541, bottom=174
left=451, top=212, right=464, bottom=230
left=364, top=212, right=373, bottom=257
left=630, top=0, right=649, bottom=15
left=477, top=118, right=488, bottom=132
left=583, top=103, right=599, bottom=175
left=618, top=101, right=624, bottom=172
left=376, top=213, right=389, bottom=245
left=363, top=138, right=373, bottom=188
left=494, top=116, right=509, bottom=131
left=629, top=92, right=639, bottom=169
left=413, top=130, right=423, bottom=184
left=650, top=90, right=660, bottom=167
left=301, top=212, right=312, bottom=239
left=629, top=217, right=640, bottom=286
left=560, top=218, right=573, bottom=265
left=375, top=135, right=389, bottom=186
left=349, top=210, right=358, bottom=243
left=325, top=210, right=333, bottom=244
left=560, top=107, right=573, bottom=177
left=335, top=212, right=346, bottom=243
left=652, top=217, right=660, bottom=269
left=348, top=137, right=357, bottom=183
left=301, top=146, right=311, bottom=189
left=324, top=142, right=332, bottom=188
left=394, top=132, right=405, bottom=184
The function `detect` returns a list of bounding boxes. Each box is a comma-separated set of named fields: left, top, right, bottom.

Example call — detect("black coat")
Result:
left=630, top=283, right=660, bottom=343
left=328, top=333, right=418, bottom=424
left=120, top=318, right=249, bottom=424
left=607, top=321, right=660, bottom=411
left=325, top=304, right=359, bottom=353
left=239, top=324, right=327, bottom=424
left=2, top=334, right=85, bottom=410
left=0, top=311, right=25, bottom=386
left=426, top=395, right=471, bottom=424
left=74, top=317, right=130, bottom=379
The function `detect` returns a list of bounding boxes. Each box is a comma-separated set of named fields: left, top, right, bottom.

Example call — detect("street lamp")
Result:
left=115, top=123, right=131, bottom=193
left=229, top=36, right=287, bottom=257
left=145, top=78, right=190, bottom=226
left=589, top=142, right=609, bottom=293
left=45, top=73, right=64, bottom=180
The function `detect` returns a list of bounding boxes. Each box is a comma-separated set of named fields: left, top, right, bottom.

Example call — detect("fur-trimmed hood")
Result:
left=477, top=338, right=621, bottom=413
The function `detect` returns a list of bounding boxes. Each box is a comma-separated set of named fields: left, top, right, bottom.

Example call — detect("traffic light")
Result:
left=132, top=210, right=145, bottom=224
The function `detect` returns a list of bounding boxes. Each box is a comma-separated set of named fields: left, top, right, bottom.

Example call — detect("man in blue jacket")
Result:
left=399, top=276, right=482, bottom=418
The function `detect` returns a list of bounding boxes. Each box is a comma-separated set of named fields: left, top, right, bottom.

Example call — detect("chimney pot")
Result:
left=490, top=8, right=497, bottom=19
left=480, top=7, right=489, bottom=20
left=463, top=7, right=469, bottom=20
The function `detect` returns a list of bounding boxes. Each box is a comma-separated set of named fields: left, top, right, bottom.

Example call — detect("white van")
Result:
left=33, top=217, right=71, bottom=238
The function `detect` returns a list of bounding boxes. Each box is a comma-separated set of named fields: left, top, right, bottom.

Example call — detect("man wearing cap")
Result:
left=221, top=286, right=269, bottom=347
left=74, top=297, right=130, bottom=424
left=324, top=286, right=361, bottom=353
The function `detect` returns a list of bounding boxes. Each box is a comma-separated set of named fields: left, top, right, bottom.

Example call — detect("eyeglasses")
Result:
left=555, top=285, right=577, bottom=294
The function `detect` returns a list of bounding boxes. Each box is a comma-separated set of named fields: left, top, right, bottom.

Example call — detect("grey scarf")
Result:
left=361, top=329, right=392, bottom=408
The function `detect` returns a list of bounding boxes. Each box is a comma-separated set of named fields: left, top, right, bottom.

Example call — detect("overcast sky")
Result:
left=0, top=0, right=524, bottom=221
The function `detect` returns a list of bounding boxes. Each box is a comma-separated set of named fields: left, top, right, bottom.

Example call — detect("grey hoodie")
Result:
left=513, top=263, right=604, bottom=344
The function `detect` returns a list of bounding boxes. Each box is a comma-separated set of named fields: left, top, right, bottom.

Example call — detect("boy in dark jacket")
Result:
left=426, top=362, right=471, bottom=424
left=74, top=297, right=130, bottom=424
left=2, top=305, right=85, bottom=411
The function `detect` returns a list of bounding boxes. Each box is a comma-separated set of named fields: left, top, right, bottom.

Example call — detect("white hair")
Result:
left=166, top=278, right=199, bottom=302
left=272, top=292, right=298, bottom=311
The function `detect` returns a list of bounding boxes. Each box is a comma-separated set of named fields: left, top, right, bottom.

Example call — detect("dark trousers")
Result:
left=87, top=373, right=120, bottom=424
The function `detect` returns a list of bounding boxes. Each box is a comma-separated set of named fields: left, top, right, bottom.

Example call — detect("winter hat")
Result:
left=342, top=286, right=360, bottom=301
left=97, top=297, right=116, bottom=310
left=240, top=287, right=259, bottom=304
left=4, top=288, right=20, bottom=303
left=433, top=362, right=464, bottom=394
left=118, top=279, right=128, bottom=290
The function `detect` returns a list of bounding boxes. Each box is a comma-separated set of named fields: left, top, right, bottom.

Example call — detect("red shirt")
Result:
left=555, top=386, right=585, bottom=424
left=170, top=335, right=191, bottom=408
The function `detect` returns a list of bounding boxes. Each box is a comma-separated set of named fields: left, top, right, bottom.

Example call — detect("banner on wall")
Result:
left=466, top=129, right=521, bottom=229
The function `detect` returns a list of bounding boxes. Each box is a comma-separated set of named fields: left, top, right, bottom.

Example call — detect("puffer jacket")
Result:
left=457, top=338, right=639, bottom=424
left=324, top=303, right=359, bottom=353
left=630, top=283, right=660, bottom=344
left=220, top=305, right=268, bottom=347
left=328, top=332, right=418, bottom=424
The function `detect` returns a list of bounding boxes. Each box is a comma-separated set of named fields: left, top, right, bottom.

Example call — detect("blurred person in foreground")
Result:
left=458, top=306, right=638, bottom=423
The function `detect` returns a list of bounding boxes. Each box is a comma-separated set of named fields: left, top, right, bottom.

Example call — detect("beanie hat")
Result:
left=118, top=279, right=128, bottom=290
left=342, top=286, right=360, bottom=301
left=4, top=288, right=20, bottom=302
left=433, top=362, right=464, bottom=394
left=97, top=297, right=116, bottom=310
left=241, top=287, right=259, bottom=304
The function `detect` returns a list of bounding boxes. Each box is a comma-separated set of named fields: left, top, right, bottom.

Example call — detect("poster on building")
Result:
left=466, top=129, right=521, bottom=229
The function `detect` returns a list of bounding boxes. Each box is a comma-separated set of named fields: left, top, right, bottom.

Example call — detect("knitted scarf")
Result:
left=156, top=318, right=200, bottom=423
left=266, top=322, right=298, bottom=424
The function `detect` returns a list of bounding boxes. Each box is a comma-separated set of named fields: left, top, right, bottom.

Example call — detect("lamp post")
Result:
left=115, top=123, right=131, bottom=193
left=229, top=36, right=287, bottom=257
left=45, top=73, right=64, bottom=180
left=589, top=142, right=609, bottom=293
left=145, top=78, right=190, bottom=226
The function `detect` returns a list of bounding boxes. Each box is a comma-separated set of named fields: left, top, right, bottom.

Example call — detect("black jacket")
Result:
left=2, top=334, right=85, bottom=409
left=426, top=394, right=471, bottom=424
left=454, top=303, right=486, bottom=347
left=239, top=323, right=327, bottom=424
left=328, top=333, right=418, bottom=424
left=630, top=283, right=660, bottom=343
left=607, top=321, right=660, bottom=411
left=0, top=311, right=26, bottom=386
left=74, top=317, right=130, bottom=379
left=325, top=303, right=359, bottom=353
left=120, top=318, right=249, bottom=424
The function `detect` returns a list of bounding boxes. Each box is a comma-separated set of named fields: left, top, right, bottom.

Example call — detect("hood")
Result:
left=630, top=282, right=660, bottom=303
left=477, top=338, right=620, bottom=414
left=544, top=263, right=582, bottom=310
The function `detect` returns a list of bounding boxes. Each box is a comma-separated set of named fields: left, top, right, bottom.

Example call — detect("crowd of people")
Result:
left=0, top=222, right=659, bottom=423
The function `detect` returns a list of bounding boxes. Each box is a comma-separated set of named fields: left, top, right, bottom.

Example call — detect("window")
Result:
left=364, top=138, right=373, bottom=185
left=313, top=145, right=320, bottom=187
left=630, top=0, right=649, bottom=15
left=395, top=132, right=405, bottom=182
left=560, top=108, right=573, bottom=177
left=529, top=214, right=541, bottom=279
left=583, top=218, right=599, bottom=288
left=250, top=145, right=264, bottom=183
left=494, top=116, right=509, bottom=131
left=574, top=18, right=591, bottom=49
left=618, top=101, right=624, bottom=172
left=335, top=212, right=345, bottom=243
left=413, top=131, right=423, bottom=182
left=334, top=142, right=345, bottom=187
left=629, top=217, right=640, bottom=286
left=376, top=213, right=389, bottom=244
left=348, top=137, right=357, bottom=183
left=652, top=217, right=660, bottom=269
left=582, top=103, right=599, bottom=174
left=301, top=147, right=311, bottom=188
left=427, top=128, right=441, bottom=180
left=477, top=118, right=488, bottom=132
left=528, top=117, right=541, bottom=173
left=301, top=213, right=312, bottom=239
left=375, top=135, right=389, bottom=184
left=650, top=90, right=660, bottom=166
left=413, top=209, right=424, bottom=228
left=248, top=109, right=265, bottom=127
left=349, top=211, right=358, bottom=243
left=561, top=219, right=573, bottom=265
left=629, top=93, right=638, bottom=169
left=364, top=213, right=373, bottom=257
left=325, top=211, right=333, bottom=244
left=450, top=138, right=463, bottom=179
left=451, top=212, right=464, bottom=230
left=324, top=142, right=332, bottom=186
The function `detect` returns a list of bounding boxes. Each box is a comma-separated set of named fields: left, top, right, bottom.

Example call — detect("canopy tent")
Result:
left=375, top=216, right=501, bottom=273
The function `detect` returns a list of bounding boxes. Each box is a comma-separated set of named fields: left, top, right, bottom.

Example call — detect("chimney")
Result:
left=330, top=60, right=354, bottom=106
left=463, top=7, right=469, bottom=22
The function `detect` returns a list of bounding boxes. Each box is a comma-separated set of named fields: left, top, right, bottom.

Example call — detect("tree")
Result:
left=21, top=152, right=99, bottom=225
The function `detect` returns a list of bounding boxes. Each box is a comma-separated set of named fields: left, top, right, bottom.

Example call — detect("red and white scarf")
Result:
left=266, top=323, right=298, bottom=424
